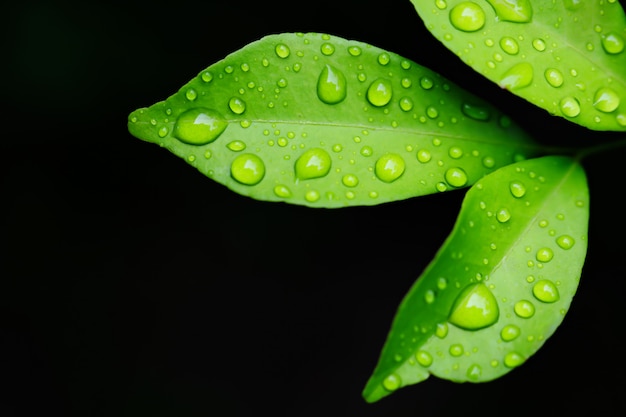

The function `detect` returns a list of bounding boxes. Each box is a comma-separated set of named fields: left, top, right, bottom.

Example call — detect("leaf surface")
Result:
left=128, top=33, right=540, bottom=207
left=410, top=0, right=626, bottom=131
left=362, top=155, right=589, bottom=402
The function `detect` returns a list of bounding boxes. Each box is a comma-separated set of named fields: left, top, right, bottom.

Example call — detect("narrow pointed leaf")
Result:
left=410, top=0, right=626, bottom=131
left=362, top=155, right=589, bottom=403
left=128, top=33, right=540, bottom=208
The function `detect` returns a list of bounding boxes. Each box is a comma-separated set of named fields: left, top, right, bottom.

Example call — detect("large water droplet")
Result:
left=295, top=148, right=332, bottom=180
left=602, top=32, right=625, bottom=54
left=367, top=78, right=393, bottom=107
left=449, top=2, right=486, bottom=32
left=499, top=63, right=533, bottom=90
left=173, top=108, right=228, bottom=145
left=593, top=87, right=620, bottom=113
left=448, top=283, right=499, bottom=330
left=375, top=154, right=405, bottom=183
left=230, top=154, right=265, bottom=185
left=444, top=167, right=468, bottom=188
left=317, top=64, right=347, bottom=104
left=532, top=279, right=560, bottom=303
left=486, top=0, right=532, bottom=22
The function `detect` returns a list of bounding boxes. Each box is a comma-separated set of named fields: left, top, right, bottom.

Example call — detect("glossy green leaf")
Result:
left=410, top=0, right=626, bottom=131
left=128, top=32, right=540, bottom=208
left=362, top=155, right=589, bottom=403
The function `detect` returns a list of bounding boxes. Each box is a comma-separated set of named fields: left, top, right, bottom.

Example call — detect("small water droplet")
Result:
left=509, top=181, right=526, bottom=198
left=482, top=156, right=495, bottom=168
left=496, top=208, right=511, bottom=223
left=499, top=36, right=519, bottom=55
left=416, top=350, right=433, bottom=367
left=449, top=344, right=464, bottom=357
left=228, top=97, right=247, bottom=115
left=377, top=52, right=391, bottom=65
left=500, top=324, right=521, bottom=341
left=420, top=76, right=434, bottom=90
left=467, top=364, right=482, bottom=380
left=360, top=146, right=373, bottom=157
left=375, top=154, right=405, bottom=183
left=173, top=108, right=228, bottom=145
left=448, top=146, right=463, bottom=159
left=295, top=148, right=332, bottom=180
left=274, top=184, right=292, bottom=198
left=436, top=322, right=449, bottom=338
left=444, top=167, right=468, bottom=188
left=503, top=351, right=525, bottom=368
left=532, top=38, right=546, bottom=52
left=514, top=300, right=535, bottom=318
left=185, top=88, right=198, bottom=101
left=305, top=190, right=320, bottom=202
left=382, top=373, right=401, bottom=391
left=448, top=283, right=499, bottom=330
left=275, top=43, right=290, bottom=58
left=399, top=97, right=414, bottom=111
left=461, top=102, right=491, bottom=121
left=317, top=64, right=347, bottom=104
left=158, top=126, right=169, bottom=138
left=227, top=140, right=246, bottom=151
left=536, top=247, right=554, bottom=263
left=367, top=78, right=393, bottom=107
left=593, top=87, right=620, bottom=113
left=560, top=96, right=581, bottom=117
left=500, top=63, right=533, bottom=90
left=348, top=45, right=362, bottom=56
left=544, top=68, right=564, bottom=87
left=230, top=154, right=265, bottom=185
left=424, top=289, right=436, bottom=304
left=449, top=2, right=486, bottom=32
left=200, top=71, right=213, bottom=83
left=417, top=149, right=432, bottom=163
left=532, top=279, right=560, bottom=303
left=320, top=42, right=335, bottom=55
left=486, top=0, right=532, bottom=22
left=556, top=234, right=575, bottom=249
left=602, top=32, right=625, bottom=54
left=342, top=174, right=359, bottom=187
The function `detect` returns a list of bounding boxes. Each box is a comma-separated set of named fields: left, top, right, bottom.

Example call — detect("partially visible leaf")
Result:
left=362, top=155, right=589, bottom=403
left=128, top=33, right=540, bottom=208
left=410, top=0, right=626, bottom=131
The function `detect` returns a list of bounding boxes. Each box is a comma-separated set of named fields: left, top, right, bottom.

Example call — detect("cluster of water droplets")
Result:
left=379, top=162, right=586, bottom=391
left=128, top=33, right=532, bottom=205
left=425, top=0, right=626, bottom=128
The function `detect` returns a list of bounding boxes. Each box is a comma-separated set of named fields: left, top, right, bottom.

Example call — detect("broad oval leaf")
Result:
left=410, top=0, right=626, bottom=131
left=362, top=155, right=589, bottom=403
left=128, top=32, right=540, bottom=208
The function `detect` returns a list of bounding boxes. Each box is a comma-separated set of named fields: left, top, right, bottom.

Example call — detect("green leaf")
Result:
left=128, top=32, right=540, bottom=208
left=410, top=0, right=626, bottom=131
left=362, top=155, right=589, bottom=403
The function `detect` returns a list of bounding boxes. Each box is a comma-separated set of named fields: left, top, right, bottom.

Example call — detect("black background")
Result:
left=2, top=0, right=625, bottom=415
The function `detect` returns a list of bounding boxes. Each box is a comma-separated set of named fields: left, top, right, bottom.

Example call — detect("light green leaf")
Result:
left=410, top=0, right=626, bottom=131
left=128, top=32, right=540, bottom=208
left=362, top=155, right=589, bottom=403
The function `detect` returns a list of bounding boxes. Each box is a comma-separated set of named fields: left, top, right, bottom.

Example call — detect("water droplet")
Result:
left=435, top=0, right=447, bottom=9
left=185, top=88, right=198, bottom=101
left=536, top=247, right=554, bottom=263
left=532, top=38, right=546, bottom=52
left=230, top=154, right=265, bottom=185
left=500, top=324, right=521, bottom=341
left=277, top=78, right=288, bottom=88
left=532, top=279, right=560, bottom=303
left=173, top=108, right=228, bottom=145
left=449, top=344, right=464, bottom=357
left=399, top=97, right=414, bottom=111
left=228, top=97, right=247, bottom=115
left=274, top=184, right=292, bottom=198
left=593, top=87, right=620, bottom=113
left=499, top=63, right=533, bottom=90
left=448, top=283, right=499, bottom=330
left=560, top=96, right=581, bottom=117
left=448, top=146, right=463, bottom=159
left=503, top=351, right=525, bottom=368
left=563, top=0, right=583, bottom=10
left=367, top=78, right=393, bottom=107
left=499, top=36, right=519, bottom=55
left=316, top=64, right=347, bottom=105
left=444, top=167, right=468, bottom=188
left=342, top=174, right=359, bottom=187
left=426, top=106, right=439, bottom=119
left=514, top=300, right=535, bottom=318
left=556, top=234, right=575, bottom=250
left=416, top=350, right=433, bottom=367
left=305, top=190, right=320, bottom=202
left=509, top=181, right=526, bottom=198
left=486, top=0, right=532, bottom=22
left=467, top=364, right=482, bottom=380
left=602, top=32, right=625, bottom=54
left=275, top=43, right=290, bottom=58
left=449, top=2, right=486, bottom=32
left=436, top=322, right=449, bottom=338
left=462, top=103, right=491, bottom=121
left=377, top=52, right=391, bottom=65
left=320, top=42, right=335, bottom=55
left=420, top=77, right=434, bottom=90
left=482, top=156, right=495, bottom=168
left=158, top=126, right=168, bottom=138
left=200, top=71, right=213, bottom=83
left=295, top=148, right=332, bottom=180
left=348, top=45, right=362, bottom=56
left=382, top=373, right=401, bottom=391
left=424, top=289, right=436, bottom=304
left=227, top=140, right=246, bottom=152
left=375, top=154, right=405, bottom=183
left=544, top=68, right=564, bottom=87
left=496, top=208, right=511, bottom=223
left=417, top=149, right=432, bottom=163
left=360, top=146, right=373, bottom=157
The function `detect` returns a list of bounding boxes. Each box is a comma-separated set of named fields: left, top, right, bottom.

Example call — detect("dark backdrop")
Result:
left=2, top=1, right=625, bottom=416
